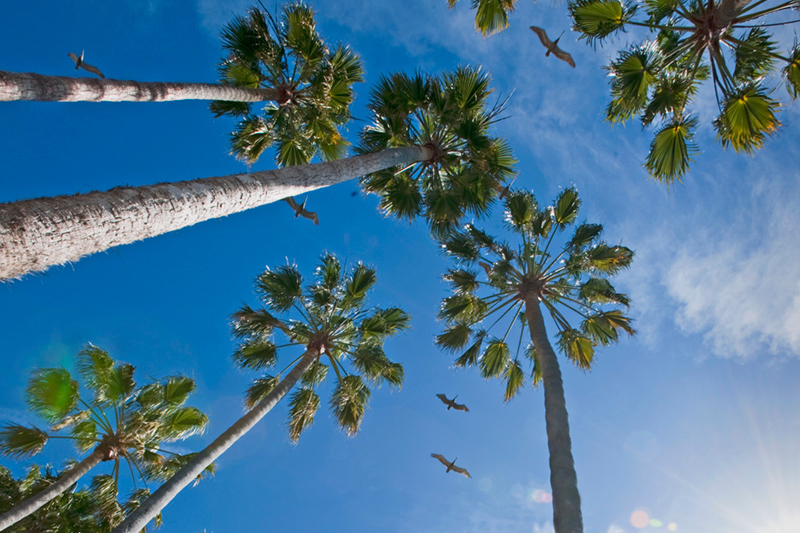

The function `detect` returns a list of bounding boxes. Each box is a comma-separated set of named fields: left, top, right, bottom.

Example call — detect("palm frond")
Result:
left=25, top=368, right=79, bottom=424
left=288, top=388, right=321, bottom=442
left=245, top=376, right=281, bottom=408
left=645, top=115, right=699, bottom=183
left=257, top=265, right=304, bottom=312
left=480, top=340, right=511, bottom=378
left=0, top=424, right=49, bottom=458
left=330, top=375, right=371, bottom=436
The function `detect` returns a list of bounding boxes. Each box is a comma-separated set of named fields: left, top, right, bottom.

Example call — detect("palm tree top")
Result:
left=211, top=2, right=365, bottom=166
left=446, top=0, right=519, bottom=36
left=232, top=252, right=410, bottom=440
left=358, top=66, right=516, bottom=236
left=569, top=0, right=800, bottom=182
left=437, top=188, right=635, bottom=398
left=0, top=345, right=209, bottom=489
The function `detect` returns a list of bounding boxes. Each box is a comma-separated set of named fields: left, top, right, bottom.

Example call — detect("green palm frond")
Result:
left=578, top=277, right=631, bottom=305
left=245, top=376, right=280, bottom=408
left=440, top=294, right=489, bottom=324
left=157, top=407, right=208, bottom=441
left=359, top=308, right=411, bottom=340
left=585, top=244, right=635, bottom=274
left=553, top=187, right=581, bottom=228
left=288, top=388, right=321, bottom=442
left=161, top=376, right=196, bottom=406
left=557, top=329, right=596, bottom=369
left=525, top=345, right=543, bottom=387
left=641, top=73, right=694, bottom=126
left=444, top=268, right=480, bottom=295
left=569, top=223, right=604, bottom=250
left=330, top=375, right=370, bottom=436
left=0, top=425, right=49, bottom=458
left=645, top=115, right=699, bottom=183
left=233, top=341, right=278, bottom=370
left=70, top=418, right=99, bottom=451
left=733, top=28, right=777, bottom=82
left=350, top=344, right=404, bottom=387
left=441, top=230, right=482, bottom=263
left=232, top=304, right=283, bottom=338
left=257, top=265, right=303, bottom=312
left=715, top=83, right=780, bottom=154
left=25, top=368, right=79, bottom=424
left=436, top=324, right=474, bottom=352
left=784, top=44, right=800, bottom=99
left=301, top=360, right=329, bottom=386
left=570, top=0, right=636, bottom=45
left=644, top=0, right=681, bottom=23
left=480, top=340, right=511, bottom=378
left=503, top=359, right=525, bottom=401
left=607, top=42, right=663, bottom=122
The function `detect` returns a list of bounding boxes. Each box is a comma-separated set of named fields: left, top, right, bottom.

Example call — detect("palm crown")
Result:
left=569, top=0, right=800, bottom=182
left=232, top=252, right=409, bottom=440
left=437, top=188, right=635, bottom=398
left=0, top=346, right=208, bottom=494
left=358, top=67, right=516, bottom=236
left=210, top=2, right=364, bottom=166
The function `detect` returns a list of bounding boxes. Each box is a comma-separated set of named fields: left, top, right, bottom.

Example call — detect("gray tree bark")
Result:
left=524, top=297, right=584, bottom=533
left=712, top=0, right=754, bottom=28
left=112, top=350, right=318, bottom=533
left=0, top=71, right=279, bottom=102
left=0, top=447, right=105, bottom=530
left=0, top=146, right=432, bottom=280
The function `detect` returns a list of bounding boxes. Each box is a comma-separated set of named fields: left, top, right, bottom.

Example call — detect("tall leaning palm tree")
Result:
left=569, top=0, right=800, bottom=182
left=0, top=2, right=358, bottom=111
left=436, top=189, right=635, bottom=533
left=112, top=253, right=409, bottom=533
left=0, top=345, right=208, bottom=531
left=0, top=68, right=513, bottom=281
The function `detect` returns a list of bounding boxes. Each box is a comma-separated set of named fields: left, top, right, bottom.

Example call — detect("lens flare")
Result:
left=531, top=489, right=553, bottom=503
left=630, top=510, right=650, bottom=529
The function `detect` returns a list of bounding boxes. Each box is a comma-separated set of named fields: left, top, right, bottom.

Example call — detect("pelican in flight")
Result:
left=68, top=50, right=105, bottom=78
left=431, top=454, right=471, bottom=478
left=284, top=196, right=319, bottom=225
left=529, top=27, right=576, bottom=68
left=435, top=394, right=469, bottom=412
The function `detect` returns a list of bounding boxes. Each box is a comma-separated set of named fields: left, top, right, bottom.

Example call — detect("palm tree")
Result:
left=436, top=188, right=635, bottom=533
left=0, top=67, right=513, bottom=281
left=569, top=0, right=800, bottom=182
left=445, top=0, right=519, bottom=35
left=358, top=67, right=516, bottom=236
left=209, top=3, right=364, bottom=168
left=112, top=252, right=409, bottom=533
left=0, top=345, right=208, bottom=530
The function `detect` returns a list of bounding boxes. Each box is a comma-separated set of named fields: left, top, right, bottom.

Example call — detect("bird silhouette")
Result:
left=431, top=454, right=471, bottom=478
left=436, top=394, right=469, bottom=412
left=529, top=27, right=575, bottom=68
left=284, top=196, right=319, bottom=225
left=68, top=51, right=105, bottom=78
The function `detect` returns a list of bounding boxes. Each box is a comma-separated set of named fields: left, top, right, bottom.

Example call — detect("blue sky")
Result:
left=1, top=1, right=800, bottom=532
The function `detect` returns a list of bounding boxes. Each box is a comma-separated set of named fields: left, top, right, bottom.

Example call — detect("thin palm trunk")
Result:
left=524, top=296, right=583, bottom=533
left=112, top=350, right=318, bottom=533
left=712, top=0, right=753, bottom=27
left=0, top=71, right=280, bottom=103
left=0, top=146, right=432, bottom=280
left=0, top=446, right=105, bottom=530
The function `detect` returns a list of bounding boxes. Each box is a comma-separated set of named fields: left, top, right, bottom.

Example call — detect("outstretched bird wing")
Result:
left=284, top=197, right=319, bottom=225
left=529, top=26, right=553, bottom=49
left=451, top=400, right=469, bottom=412
left=68, top=51, right=105, bottom=78
left=450, top=464, right=472, bottom=478
left=431, top=453, right=450, bottom=467
left=436, top=393, right=452, bottom=406
left=529, top=26, right=576, bottom=68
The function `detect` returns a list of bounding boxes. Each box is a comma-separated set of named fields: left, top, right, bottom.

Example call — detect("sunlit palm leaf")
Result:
left=557, top=329, right=596, bottom=369
left=257, top=265, right=303, bottom=312
left=158, top=407, right=208, bottom=441
left=733, top=28, right=777, bottom=82
left=25, top=369, right=79, bottom=424
left=288, top=388, right=320, bottom=442
left=553, top=187, right=581, bottom=228
left=503, top=359, right=525, bottom=401
left=784, top=44, right=800, bottom=99
left=715, top=83, right=780, bottom=154
left=330, top=375, right=370, bottom=436
left=645, top=115, right=699, bottom=182
left=245, top=376, right=281, bottom=408
left=480, top=340, right=511, bottom=378
left=301, top=360, right=329, bottom=386
left=233, top=341, right=278, bottom=370
left=0, top=425, right=48, bottom=458
left=570, top=0, right=635, bottom=44
left=342, top=263, right=377, bottom=309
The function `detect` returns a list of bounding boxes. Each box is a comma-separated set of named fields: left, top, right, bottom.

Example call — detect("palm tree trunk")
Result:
left=0, top=71, right=280, bottom=102
left=0, top=446, right=106, bottom=530
left=524, top=297, right=583, bottom=533
left=0, top=145, right=432, bottom=280
left=111, top=350, right=318, bottom=533
left=712, top=0, right=753, bottom=28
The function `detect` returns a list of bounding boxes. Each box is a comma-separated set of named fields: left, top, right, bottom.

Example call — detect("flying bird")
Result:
left=436, top=394, right=469, bottom=412
left=431, top=454, right=471, bottom=478
left=284, top=196, right=319, bottom=225
left=68, top=50, right=105, bottom=78
left=529, top=26, right=575, bottom=68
